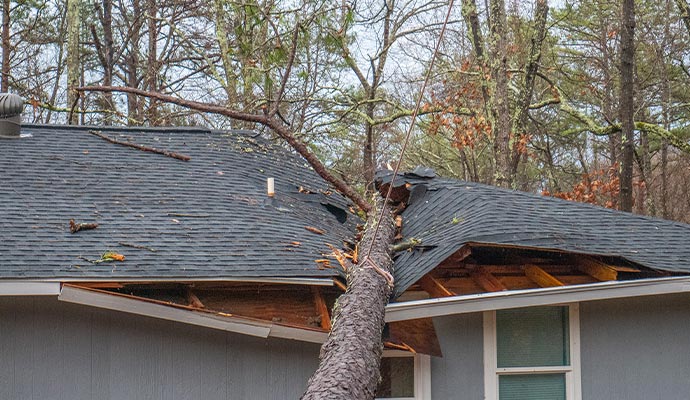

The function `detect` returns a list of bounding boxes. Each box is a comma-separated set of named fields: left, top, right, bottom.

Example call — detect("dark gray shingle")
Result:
left=0, top=125, right=355, bottom=280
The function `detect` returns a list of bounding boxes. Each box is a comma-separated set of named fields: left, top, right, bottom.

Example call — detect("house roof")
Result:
left=381, top=170, right=690, bottom=297
left=0, top=125, right=355, bottom=281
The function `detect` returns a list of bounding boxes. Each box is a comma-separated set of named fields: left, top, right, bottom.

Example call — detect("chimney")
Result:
left=0, top=93, right=24, bottom=138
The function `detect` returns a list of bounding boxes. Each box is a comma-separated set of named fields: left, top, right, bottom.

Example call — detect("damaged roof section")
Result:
left=377, top=170, right=690, bottom=297
left=0, top=125, right=356, bottom=280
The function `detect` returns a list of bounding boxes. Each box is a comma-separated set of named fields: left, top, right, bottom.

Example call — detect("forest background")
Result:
left=3, top=0, right=690, bottom=222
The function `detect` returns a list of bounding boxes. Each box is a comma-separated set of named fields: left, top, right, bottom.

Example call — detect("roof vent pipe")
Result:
left=0, top=93, right=24, bottom=138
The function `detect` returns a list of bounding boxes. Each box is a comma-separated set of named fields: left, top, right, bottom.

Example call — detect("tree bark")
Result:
left=301, top=197, right=395, bottom=400
left=511, top=0, right=549, bottom=174
left=92, top=0, right=114, bottom=124
left=146, top=0, right=157, bottom=124
left=67, top=0, right=80, bottom=124
left=488, top=0, right=511, bottom=187
left=619, top=0, right=635, bottom=212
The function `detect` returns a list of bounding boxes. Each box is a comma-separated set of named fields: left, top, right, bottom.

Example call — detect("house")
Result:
left=2, top=121, right=690, bottom=400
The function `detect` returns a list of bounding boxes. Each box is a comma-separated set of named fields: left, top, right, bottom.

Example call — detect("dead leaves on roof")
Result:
left=78, top=251, right=126, bottom=264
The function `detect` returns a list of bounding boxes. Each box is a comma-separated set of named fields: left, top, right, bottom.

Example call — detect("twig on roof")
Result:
left=305, top=226, right=326, bottom=235
left=87, top=130, right=191, bottom=161
left=167, top=213, right=210, bottom=218
left=118, top=241, right=157, bottom=252
left=390, top=238, right=421, bottom=253
left=69, top=219, right=99, bottom=233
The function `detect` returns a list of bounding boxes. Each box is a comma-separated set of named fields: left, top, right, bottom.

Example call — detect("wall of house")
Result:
left=431, top=312, right=485, bottom=399
left=579, top=292, right=690, bottom=400
left=0, top=296, right=320, bottom=400
left=429, top=293, right=690, bottom=400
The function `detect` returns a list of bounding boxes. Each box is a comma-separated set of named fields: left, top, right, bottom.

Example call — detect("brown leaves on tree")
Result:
left=542, top=165, right=620, bottom=208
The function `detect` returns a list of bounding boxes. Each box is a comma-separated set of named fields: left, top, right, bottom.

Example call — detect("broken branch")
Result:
left=69, top=219, right=99, bottom=234
left=391, top=238, right=421, bottom=252
left=87, top=130, right=191, bottom=161
left=118, top=241, right=157, bottom=252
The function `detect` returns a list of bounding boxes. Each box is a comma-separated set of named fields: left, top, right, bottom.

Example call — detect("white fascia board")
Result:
left=385, top=276, right=690, bottom=322
left=58, top=285, right=271, bottom=338
left=0, top=281, right=61, bottom=296
left=269, top=325, right=328, bottom=343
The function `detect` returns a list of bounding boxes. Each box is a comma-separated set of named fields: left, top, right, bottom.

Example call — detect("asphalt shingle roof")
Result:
left=387, top=172, right=690, bottom=297
left=0, top=125, right=355, bottom=280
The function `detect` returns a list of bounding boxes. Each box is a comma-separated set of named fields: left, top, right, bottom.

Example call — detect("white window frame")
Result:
left=483, top=303, right=581, bottom=400
left=376, top=351, right=432, bottom=400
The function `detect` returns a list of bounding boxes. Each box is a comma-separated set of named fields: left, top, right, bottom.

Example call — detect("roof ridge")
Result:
left=23, top=123, right=259, bottom=137
left=427, top=178, right=690, bottom=229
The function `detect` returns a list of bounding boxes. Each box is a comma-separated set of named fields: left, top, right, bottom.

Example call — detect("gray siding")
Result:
left=431, top=313, right=485, bottom=399
left=0, top=297, right=319, bottom=400
left=580, top=293, right=690, bottom=400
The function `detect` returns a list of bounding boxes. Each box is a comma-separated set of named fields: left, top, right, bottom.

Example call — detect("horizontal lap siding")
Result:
left=431, top=313, right=485, bottom=399
left=580, top=293, right=690, bottom=400
left=0, top=297, right=320, bottom=400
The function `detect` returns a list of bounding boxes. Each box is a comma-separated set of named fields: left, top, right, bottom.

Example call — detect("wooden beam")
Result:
left=418, top=274, right=456, bottom=297
left=312, top=287, right=331, bottom=331
left=470, top=270, right=507, bottom=292
left=524, top=265, right=564, bottom=288
left=577, top=257, right=618, bottom=281
left=184, top=286, right=205, bottom=309
left=332, top=278, right=347, bottom=292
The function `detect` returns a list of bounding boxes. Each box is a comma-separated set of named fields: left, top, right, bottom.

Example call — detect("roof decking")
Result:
left=0, top=125, right=355, bottom=281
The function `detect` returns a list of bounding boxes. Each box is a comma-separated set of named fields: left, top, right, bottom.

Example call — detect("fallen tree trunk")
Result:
left=301, top=197, right=396, bottom=400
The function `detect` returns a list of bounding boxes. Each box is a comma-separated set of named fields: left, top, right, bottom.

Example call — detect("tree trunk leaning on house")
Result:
left=302, top=197, right=395, bottom=399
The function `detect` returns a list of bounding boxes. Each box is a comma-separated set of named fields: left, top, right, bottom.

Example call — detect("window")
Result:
left=484, top=304, right=581, bottom=400
left=375, top=352, right=431, bottom=400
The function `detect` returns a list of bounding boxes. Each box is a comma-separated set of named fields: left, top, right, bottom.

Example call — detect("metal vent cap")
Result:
left=0, top=93, right=24, bottom=138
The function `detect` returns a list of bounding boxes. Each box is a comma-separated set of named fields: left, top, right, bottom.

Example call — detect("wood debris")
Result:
left=69, top=219, right=99, bottom=234
left=118, top=241, right=156, bottom=252
left=305, top=226, right=326, bottom=235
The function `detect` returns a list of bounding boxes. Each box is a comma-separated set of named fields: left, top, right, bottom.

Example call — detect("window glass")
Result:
left=498, top=374, right=566, bottom=400
left=496, top=306, right=569, bottom=368
left=375, top=357, right=414, bottom=398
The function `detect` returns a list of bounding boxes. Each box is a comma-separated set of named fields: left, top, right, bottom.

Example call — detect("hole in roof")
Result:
left=322, top=203, right=348, bottom=224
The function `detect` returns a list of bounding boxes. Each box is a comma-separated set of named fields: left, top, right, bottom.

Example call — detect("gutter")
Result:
left=0, top=281, right=61, bottom=296
left=385, top=276, right=690, bottom=322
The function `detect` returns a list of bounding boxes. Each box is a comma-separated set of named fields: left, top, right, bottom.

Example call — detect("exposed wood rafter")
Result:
left=577, top=257, right=618, bottom=281
left=312, top=287, right=332, bottom=330
left=470, top=270, right=507, bottom=292
left=524, top=265, right=564, bottom=288
left=418, top=274, right=456, bottom=297
left=184, top=286, right=205, bottom=309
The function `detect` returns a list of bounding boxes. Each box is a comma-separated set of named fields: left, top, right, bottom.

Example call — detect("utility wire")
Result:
left=363, top=0, right=456, bottom=265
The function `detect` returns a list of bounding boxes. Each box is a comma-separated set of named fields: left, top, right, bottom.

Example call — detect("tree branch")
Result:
left=76, top=85, right=373, bottom=212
